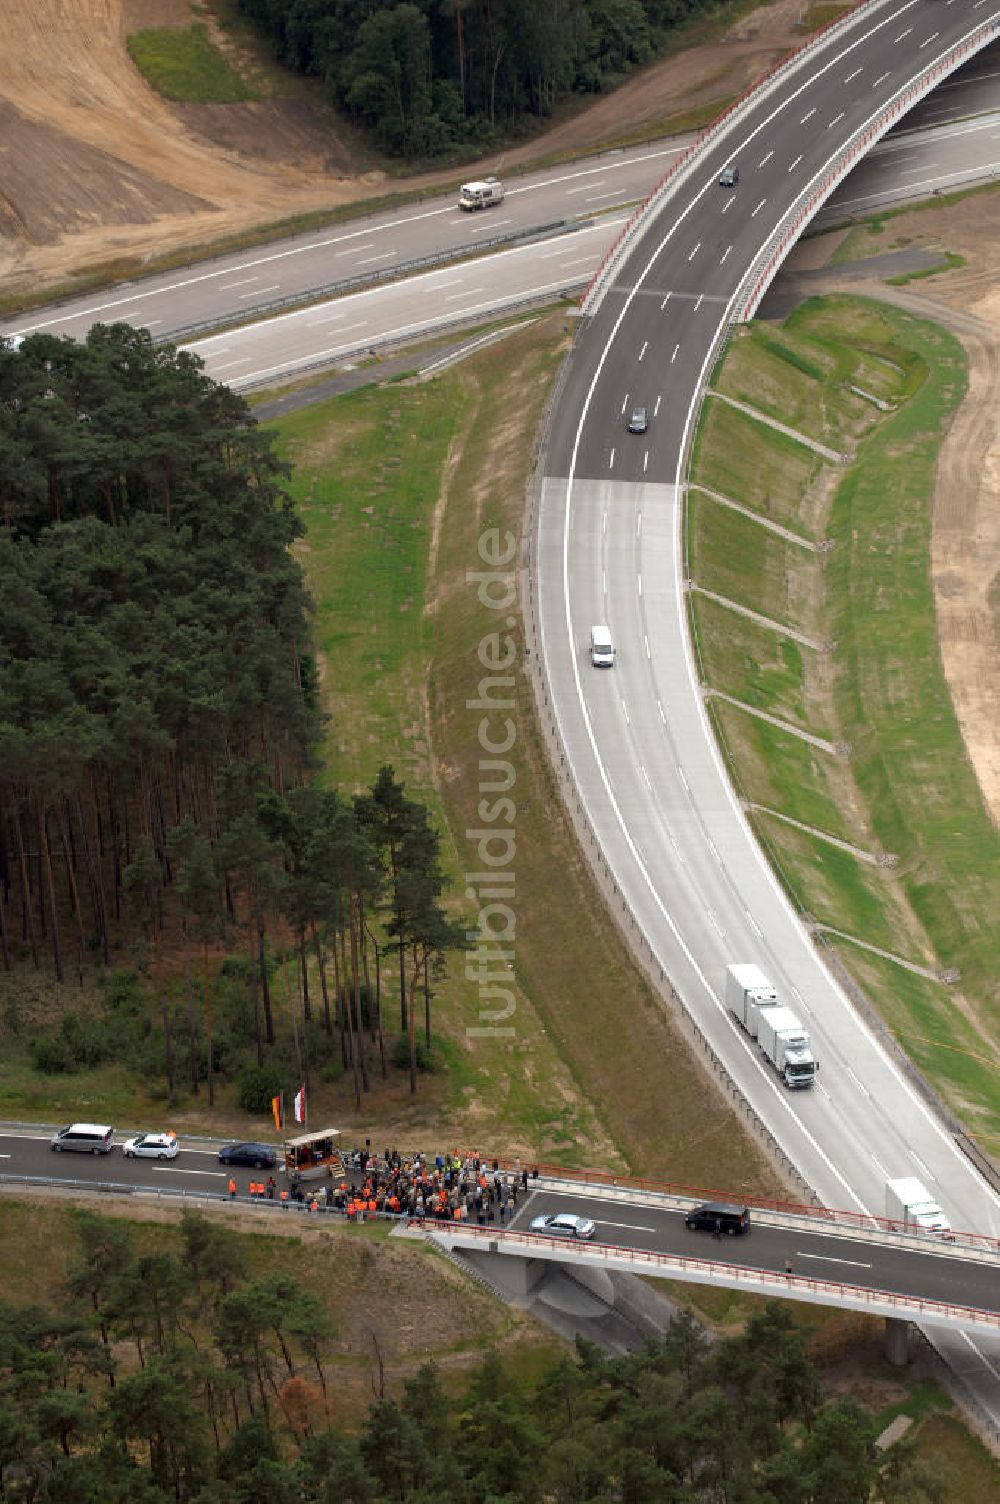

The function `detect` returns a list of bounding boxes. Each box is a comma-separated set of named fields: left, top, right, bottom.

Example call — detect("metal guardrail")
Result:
left=166, top=218, right=573, bottom=348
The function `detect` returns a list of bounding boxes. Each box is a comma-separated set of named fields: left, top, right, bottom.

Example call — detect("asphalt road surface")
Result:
left=3, top=1125, right=997, bottom=1323
left=536, top=0, right=1000, bottom=1421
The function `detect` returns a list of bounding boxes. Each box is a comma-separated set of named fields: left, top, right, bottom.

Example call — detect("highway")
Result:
left=535, top=0, right=1000, bottom=1424
left=2, top=1125, right=998, bottom=1328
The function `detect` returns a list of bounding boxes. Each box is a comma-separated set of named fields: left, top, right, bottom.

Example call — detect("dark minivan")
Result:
left=685, top=1201, right=750, bottom=1236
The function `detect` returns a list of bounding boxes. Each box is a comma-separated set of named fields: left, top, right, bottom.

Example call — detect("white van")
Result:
left=459, top=176, right=504, bottom=211
left=51, top=1123, right=115, bottom=1155
left=590, top=625, right=615, bottom=668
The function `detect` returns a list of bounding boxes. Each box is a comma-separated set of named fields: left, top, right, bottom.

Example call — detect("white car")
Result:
left=529, top=1212, right=596, bottom=1240
left=121, top=1131, right=178, bottom=1160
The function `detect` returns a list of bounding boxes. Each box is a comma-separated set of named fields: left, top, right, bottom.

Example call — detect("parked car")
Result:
left=627, top=406, right=648, bottom=434
left=121, top=1131, right=178, bottom=1160
left=529, top=1212, right=596, bottom=1240
left=718, top=164, right=739, bottom=187
left=217, top=1142, right=277, bottom=1169
left=685, top=1201, right=750, bottom=1235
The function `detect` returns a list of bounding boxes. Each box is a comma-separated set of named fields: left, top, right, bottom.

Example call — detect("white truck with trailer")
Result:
left=725, top=964, right=817, bottom=1087
left=725, top=963, right=778, bottom=1038
left=885, top=1177, right=952, bottom=1238
left=458, top=176, right=504, bottom=211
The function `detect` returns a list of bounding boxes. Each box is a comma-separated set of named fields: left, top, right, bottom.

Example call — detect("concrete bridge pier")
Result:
left=884, top=1317, right=911, bottom=1368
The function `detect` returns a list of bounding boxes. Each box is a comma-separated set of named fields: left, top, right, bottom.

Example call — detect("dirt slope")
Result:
left=0, top=0, right=804, bottom=298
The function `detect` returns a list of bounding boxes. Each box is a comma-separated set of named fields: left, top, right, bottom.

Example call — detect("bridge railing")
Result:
left=426, top=1222, right=1000, bottom=1331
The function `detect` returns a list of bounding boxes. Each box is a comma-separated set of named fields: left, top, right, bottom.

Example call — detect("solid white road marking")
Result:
left=688, top=242, right=701, bottom=261
left=788, top=155, right=802, bottom=173
left=671, top=343, right=679, bottom=362
left=844, top=67, right=862, bottom=84
left=828, top=110, right=845, bottom=127
left=638, top=340, right=648, bottom=360
left=660, top=292, right=672, bottom=310
left=694, top=294, right=703, bottom=311
left=746, top=910, right=763, bottom=939
left=800, top=109, right=815, bottom=124
left=654, top=394, right=662, bottom=416
left=721, top=195, right=734, bottom=213
left=720, top=245, right=732, bottom=264
left=609, top=447, right=616, bottom=469
left=643, top=450, right=649, bottom=473
left=873, top=71, right=890, bottom=88
left=751, top=199, right=766, bottom=217
left=597, top=1220, right=657, bottom=1233
left=798, top=1252, right=872, bottom=1269
left=154, top=1167, right=227, bottom=1177
left=644, top=635, right=651, bottom=659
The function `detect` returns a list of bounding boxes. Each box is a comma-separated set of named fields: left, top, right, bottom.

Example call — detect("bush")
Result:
left=30, top=1035, right=76, bottom=1075
left=237, top=1064, right=284, bottom=1115
left=391, top=1034, right=432, bottom=1073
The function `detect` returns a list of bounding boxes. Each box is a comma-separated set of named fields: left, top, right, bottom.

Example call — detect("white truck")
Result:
left=725, top=963, right=778, bottom=1038
left=885, top=1177, right=952, bottom=1238
left=458, top=176, right=504, bottom=211
left=756, top=1005, right=817, bottom=1088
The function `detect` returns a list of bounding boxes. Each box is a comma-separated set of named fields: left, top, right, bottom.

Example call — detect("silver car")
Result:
left=529, top=1212, right=596, bottom=1240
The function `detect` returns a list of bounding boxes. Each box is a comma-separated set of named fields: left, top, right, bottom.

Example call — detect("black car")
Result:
left=627, top=406, right=648, bottom=434
left=718, top=164, right=739, bottom=188
left=218, top=1141, right=277, bottom=1169
left=685, top=1201, right=750, bottom=1235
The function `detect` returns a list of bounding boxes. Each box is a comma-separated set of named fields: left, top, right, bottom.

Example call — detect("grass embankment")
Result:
left=279, top=312, right=784, bottom=1190
left=688, top=297, right=1000, bottom=1147
left=126, top=24, right=258, bottom=104
left=0, top=1195, right=558, bottom=1425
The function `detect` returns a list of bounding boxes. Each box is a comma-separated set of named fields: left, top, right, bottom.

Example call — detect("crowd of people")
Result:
left=254, top=1147, right=540, bottom=1222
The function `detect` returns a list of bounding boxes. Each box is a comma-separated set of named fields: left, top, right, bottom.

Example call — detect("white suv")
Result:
left=121, top=1131, right=178, bottom=1160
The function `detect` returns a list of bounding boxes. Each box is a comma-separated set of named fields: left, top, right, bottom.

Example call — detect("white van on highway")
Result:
left=459, top=177, right=504, bottom=211
left=590, top=625, right=615, bottom=667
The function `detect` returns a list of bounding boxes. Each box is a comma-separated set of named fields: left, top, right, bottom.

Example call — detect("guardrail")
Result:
left=426, top=1222, right=1000, bottom=1333
left=166, top=218, right=572, bottom=347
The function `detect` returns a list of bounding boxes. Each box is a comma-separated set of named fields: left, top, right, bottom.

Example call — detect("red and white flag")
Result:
left=293, top=1086, right=306, bottom=1124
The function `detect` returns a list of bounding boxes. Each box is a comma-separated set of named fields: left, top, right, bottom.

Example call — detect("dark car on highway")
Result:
left=217, top=1141, right=276, bottom=1169
left=627, top=406, right=648, bottom=434
left=718, top=164, right=739, bottom=187
left=685, top=1201, right=750, bottom=1236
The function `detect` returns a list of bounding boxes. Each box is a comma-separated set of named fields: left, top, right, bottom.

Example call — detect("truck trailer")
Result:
left=756, top=1004, right=817, bottom=1088
left=885, top=1177, right=952, bottom=1238
left=725, top=963, right=778, bottom=1038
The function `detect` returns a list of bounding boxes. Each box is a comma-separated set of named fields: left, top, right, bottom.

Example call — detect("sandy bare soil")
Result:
left=0, top=0, right=805, bottom=298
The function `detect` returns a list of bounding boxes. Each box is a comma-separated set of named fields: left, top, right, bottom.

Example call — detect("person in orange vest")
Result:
left=347, top=1198, right=356, bottom=1221
left=309, top=1197, right=319, bottom=1214
left=228, top=1177, right=237, bottom=1200
left=367, top=1196, right=377, bottom=1218
left=280, top=1188, right=289, bottom=1208
left=251, top=1181, right=260, bottom=1199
